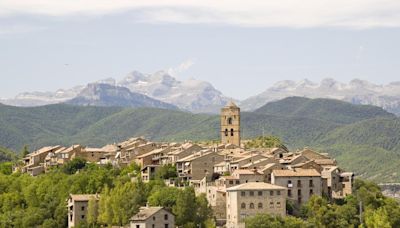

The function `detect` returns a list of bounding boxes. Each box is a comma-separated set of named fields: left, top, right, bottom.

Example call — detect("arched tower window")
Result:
left=231, top=128, right=234, bottom=136
left=225, top=129, right=228, bottom=136
left=228, top=117, right=233, bottom=125
left=241, top=203, right=246, bottom=209
left=249, top=203, right=254, bottom=209
left=258, top=203, right=263, bottom=209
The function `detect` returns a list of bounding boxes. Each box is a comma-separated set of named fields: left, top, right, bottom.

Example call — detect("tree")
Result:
left=148, top=186, right=179, bottom=209
left=365, top=207, right=391, bottom=228
left=173, top=187, right=197, bottom=226
left=245, top=214, right=308, bottom=228
left=62, top=157, right=87, bottom=174
left=21, top=145, right=29, bottom=158
left=87, top=196, right=99, bottom=227
left=0, top=162, right=12, bottom=175
left=245, top=136, right=287, bottom=150
left=155, top=164, right=177, bottom=180
left=195, top=194, right=213, bottom=226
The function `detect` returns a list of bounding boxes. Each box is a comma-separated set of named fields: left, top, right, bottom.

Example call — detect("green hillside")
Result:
left=317, top=117, right=400, bottom=152
left=0, top=145, right=15, bottom=162
left=255, top=97, right=395, bottom=124
left=1, top=98, right=400, bottom=182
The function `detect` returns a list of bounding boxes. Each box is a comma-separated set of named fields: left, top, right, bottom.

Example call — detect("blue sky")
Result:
left=1, top=1, right=400, bottom=100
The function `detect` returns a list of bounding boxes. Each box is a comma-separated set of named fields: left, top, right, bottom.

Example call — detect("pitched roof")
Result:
left=226, top=182, right=286, bottom=191
left=272, top=168, right=321, bottom=177
left=130, top=207, right=171, bottom=221
left=176, top=150, right=214, bottom=162
left=314, top=159, right=336, bottom=165
left=69, top=194, right=99, bottom=202
left=225, top=101, right=238, bottom=108
left=233, top=169, right=263, bottom=175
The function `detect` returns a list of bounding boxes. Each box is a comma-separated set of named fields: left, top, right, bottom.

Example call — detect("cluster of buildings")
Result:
left=17, top=102, right=354, bottom=228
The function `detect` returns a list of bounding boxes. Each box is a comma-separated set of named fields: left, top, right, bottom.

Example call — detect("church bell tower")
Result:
left=220, top=101, right=241, bottom=146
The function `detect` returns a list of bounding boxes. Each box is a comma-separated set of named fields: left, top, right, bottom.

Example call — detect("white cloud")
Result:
left=167, top=59, right=195, bottom=77
left=1, top=1, right=400, bottom=28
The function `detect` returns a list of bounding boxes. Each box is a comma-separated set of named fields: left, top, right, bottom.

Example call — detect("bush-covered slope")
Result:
left=255, top=97, right=394, bottom=124
left=316, top=117, right=400, bottom=152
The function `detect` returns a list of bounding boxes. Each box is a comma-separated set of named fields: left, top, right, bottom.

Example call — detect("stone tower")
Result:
left=220, top=101, right=241, bottom=146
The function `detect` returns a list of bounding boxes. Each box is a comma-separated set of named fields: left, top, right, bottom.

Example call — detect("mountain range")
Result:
left=242, top=78, right=400, bottom=115
left=2, top=71, right=400, bottom=115
left=0, top=70, right=231, bottom=113
left=0, top=97, right=399, bottom=182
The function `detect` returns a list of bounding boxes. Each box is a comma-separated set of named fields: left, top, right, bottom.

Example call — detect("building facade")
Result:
left=226, top=182, right=287, bottom=228
left=67, top=194, right=99, bottom=228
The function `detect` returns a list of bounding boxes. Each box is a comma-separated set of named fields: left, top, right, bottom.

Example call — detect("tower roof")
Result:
left=225, top=100, right=238, bottom=108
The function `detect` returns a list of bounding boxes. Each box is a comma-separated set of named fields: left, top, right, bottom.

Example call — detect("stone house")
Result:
left=67, top=194, right=99, bottom=228
left=271, top=168, right=322, bottom=208
left=176, top=150, right=224, bottom=181
left=166, top=143, right=203, bottom=164
left=22, top=145, right=62, bottom=176
left=226, top=182, right=287, bottom=228
left=130, top=206, right=175, bottom=228
left=141, top=165, right=160, bottom=183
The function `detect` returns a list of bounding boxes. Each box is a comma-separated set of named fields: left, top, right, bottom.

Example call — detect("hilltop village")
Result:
left=15, top=102, right=354, bottom=228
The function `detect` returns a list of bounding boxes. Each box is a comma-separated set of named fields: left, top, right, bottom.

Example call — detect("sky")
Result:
left=1, top=1, right=400, bottom=100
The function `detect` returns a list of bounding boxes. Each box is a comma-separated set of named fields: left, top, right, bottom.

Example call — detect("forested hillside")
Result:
left=254, top=97, right=395, bottom=124
left=1, top=97, right=400, bottom=182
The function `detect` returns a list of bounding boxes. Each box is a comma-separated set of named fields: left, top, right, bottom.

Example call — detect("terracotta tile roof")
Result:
left=233, top=169, right=263, bottom=175
left=220, top=176, right=239, bottom=180
left=69, top=194, right=99, bottom=202
left=314, top=159, right=336, bottom=165
left=176, top=150, right=214, bottom=162
left=227, top=182, right=286, bottom=191
left=130, top=207, right=170, bottom=221
left=272, top=168, right=321, bottom=177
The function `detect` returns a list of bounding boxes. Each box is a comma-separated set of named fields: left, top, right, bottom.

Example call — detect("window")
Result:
left=309, top=179, right=314, bottom=187
left=81, top=206, right=85, bottom=211
left=297, top=180, right=302, bottom=187
left=165, top=225, right=169, bottom=228
left=241, top=203, right=246, bottom=209
left=153, top=216, right=156, bottom=221
left=229, top=180, right=233, bottom=185
left=270, top=191, right=274, bottom=196
left=228, top=117, right=233, bottom=125
left=152, top=225, right=155, bottom=228
left=231, top=129, right=234, bottom=136
left=269, top=202, right=274, bottom=208
left=241, top=191, right=246, bottom=197
left=288, top=189, right=292, bottom=197
left=309, top=189, right=313, bottom=196
left=236, top=180, right=240, bottom=184
left=258, top=203, right=263, bottom=209
left=250, top=191, right=254, bottom=196
left=136, top=225, right=140, bottom=228
left=81, top=215, right=85, bottom=219
left=277, top=190, right=281, bottom=196
left=164, top=214, right=168, bottom=220
left=249, top=203, right=254, bottom=209
left=225, top=129, right=228, bottom=136
left=277, top=202, right=281, bottom=208
left=258, top=191, right=263, bottom=196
